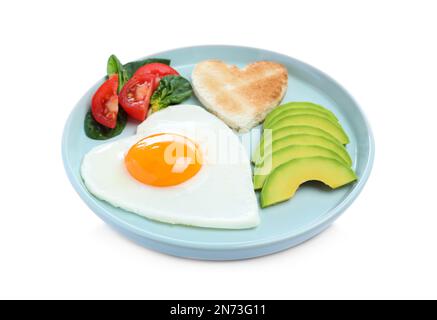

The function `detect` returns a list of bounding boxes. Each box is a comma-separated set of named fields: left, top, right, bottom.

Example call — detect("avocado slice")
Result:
left=260, top=157, right=357, bottom=208
left=264, top=102, right=338, bottom=128
left=253, top=145, right=348, bottom=190
left=252, top=125, right=339, bottom=162
left=254, top=134, right=352, bottom=166
left=266, top=114, right=349, bottom=145
left=267, top=108, right=337, bottom=129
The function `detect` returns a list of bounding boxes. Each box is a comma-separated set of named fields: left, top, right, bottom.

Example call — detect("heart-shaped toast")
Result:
left=192, top=60, right=288, bottom=132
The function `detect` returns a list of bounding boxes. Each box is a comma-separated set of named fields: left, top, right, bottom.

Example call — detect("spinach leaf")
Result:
left=107, top=54, right=122, bottom=75
left=84, top=108, right=127, bottom=140
left=150, top=75, right=192, bottom=112
left=107, top=54, right=129, bottom=93
left=124, top=58, right=171, bottom=78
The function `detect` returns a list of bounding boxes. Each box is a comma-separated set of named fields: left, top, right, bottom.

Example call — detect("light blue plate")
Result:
left=62, top=45, right=374, bottom=260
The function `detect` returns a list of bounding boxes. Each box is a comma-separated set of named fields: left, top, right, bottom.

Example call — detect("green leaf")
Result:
left=107, top=54, right=129, bottom=93
left=124, top=58, right=171, bottom=78
left=84, top=108, right=127, bottom=140
left=107, top=54, right=121, bottom=75
left=150, top=75, right=192, bottom=112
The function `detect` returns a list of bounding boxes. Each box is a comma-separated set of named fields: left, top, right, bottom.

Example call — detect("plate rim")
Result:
left=62, top=44, right=375, bottom=252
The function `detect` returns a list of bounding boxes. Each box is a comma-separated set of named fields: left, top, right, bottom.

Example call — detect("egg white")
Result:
left=81, top=105, right=259, bottom=229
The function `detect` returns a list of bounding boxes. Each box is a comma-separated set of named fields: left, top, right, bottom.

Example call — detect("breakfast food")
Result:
left=254, top=134, right=352, bottom=166
left=253, top=145, right=347, bottom=190
left=265, top=114, right=349, bottom=144
left=263, top=102, right=338, bottom=127
left=81, top=52, right=359, bottom=226
left=260, top=157, right=357, bottom=207
left=118, top=63, right=180, bottom=121
left=81, top=105, right=260, bottom=229
left=85, top=55, right=192, bottom=140
left=253, top=102, right=357, bottom=207
left=192, top=60, right=288, bottom=132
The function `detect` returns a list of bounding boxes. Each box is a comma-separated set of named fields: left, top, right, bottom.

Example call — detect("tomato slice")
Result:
left=118, top=63, right=178, bottom=122
left=91, top=74, right=119, bottom=128
left=134, top=63, right=179, bottom=89
left=119, top=73, right=156, bottom=121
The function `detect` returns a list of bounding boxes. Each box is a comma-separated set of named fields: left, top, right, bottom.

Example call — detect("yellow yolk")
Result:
left=125, top=133, right=203, bottom=187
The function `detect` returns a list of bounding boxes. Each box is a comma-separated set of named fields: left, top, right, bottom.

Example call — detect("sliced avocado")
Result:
left=264, top=102, right=338, bottom=128
left=260, top=157, right=357, bottom=208
left=255, top=134, right=352, bottom=166
left=266, top=114, right=349, bottom=145
left=253, top=145, right=348, bottom=190
left=267, top=108, right=337, bottom=129
left=252, top=125, right=338, bottom=162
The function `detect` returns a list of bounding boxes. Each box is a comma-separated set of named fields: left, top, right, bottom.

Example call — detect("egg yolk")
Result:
left=124, top=133, right=203, bottom=187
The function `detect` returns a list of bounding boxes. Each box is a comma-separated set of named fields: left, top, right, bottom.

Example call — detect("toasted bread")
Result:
left=191, top=60, right=288, bottom=132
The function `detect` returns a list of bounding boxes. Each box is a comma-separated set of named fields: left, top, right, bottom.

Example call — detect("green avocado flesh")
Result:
left=252, top=125, right=339, bottom=162
left=253, top=145, right=348, bottom=190
left=266, top=114, right=349, bottom=145
left=260, top=157, right=357, bottom=208
left=267, top=109, right=337, bottom=129
left=264, top=102, right=338, bottom=128
left=254, top=134, right=352, bottom=166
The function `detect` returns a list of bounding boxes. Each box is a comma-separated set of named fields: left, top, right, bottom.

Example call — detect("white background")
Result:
left=1, top=0, right=436, bottom=300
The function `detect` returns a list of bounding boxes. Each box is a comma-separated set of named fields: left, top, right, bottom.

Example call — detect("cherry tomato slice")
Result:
left=119, top=73, right=156, bottom=121
left=91, top=74, right=119, bottom=128
left=134, top=63, right=179, bottom=89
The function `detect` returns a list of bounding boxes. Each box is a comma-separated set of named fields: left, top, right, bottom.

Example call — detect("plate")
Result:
left=62, top=45, right=374, bottom=260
